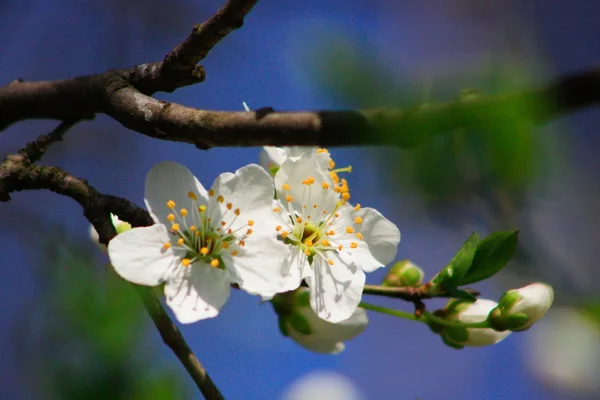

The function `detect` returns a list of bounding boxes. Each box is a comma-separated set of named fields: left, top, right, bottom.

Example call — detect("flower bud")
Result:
left=490, top=282, right=554, bottom=331
left=383, top=260, right=424, bottom=287
left=272, top=288, right=368, bottom=354
left=441, top=299, right=511, bottom=348
left=89, top=214, right=132, bottom=251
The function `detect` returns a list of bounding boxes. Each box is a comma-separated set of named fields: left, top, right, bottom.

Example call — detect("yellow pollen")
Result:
left=342, top=192, right=351, bottom=201
left=190, top=225, right=196, bottom=231
left=354, top=217, right=363, bottom=224
left=286, top=195, right=293, bottom=202
left=350, top=242, right=358, bottom=248
left=346, top=227, right=354, bottom=234
left=304, top=249, right=311, bottom=256
left=308, top=177, right=315, bottom=184
left=199, top=205, right=206, bottom=212
left=167, top=200, right=176, bottom=209
left=273, top=207, right=281, bottom=212
left=248, top=219, right=255, bottom=226
left=182, top=258, right=191, bottom=267
left=227, top=203, right=233, bottom=210
left=322, top=239, right=330, bottom=246
left=316, top=148, right=328, bottom=153
left=211, top=259, right=220, bottom=268
left=329, top=160, right=335, bottom=169
left=304, top=239, right=313, bottom=247
left=177, top=238, right=184, bottom=246
left=281, top=231, right=289, bottom=238
left=323, top=210, right=327, bottom=215
left=188, top=191, right=197, bottom=200
left=335, top=213, right=340, bottom=218
left=354, top=204, right=361, bottom=211
left=180, top=208, right=188, bottom=217
left=231, top=250, right=238, bottom=256
left=208, top=189, right=215, bottom=197
left=338, top=244, right=343, bottom=251
left=313, top=204, right=318, bottom=209
left=327, top=230, right=335, bottom=236
left=356, top=233, right=364, bottom=240
left=163, top=242, right=171, bottom=249
left=328, top=259, right=334, bottom=265
left=228, top=229, right=233, bottom=234
left=222, top=242, right=230, bottom=249
left=247, top=229, right=253, bottom=235
left=167, top=213, right=176, bottom=222
left=322, top=182, right=329, bottom=189
left=200, top=247, right=209, bottom=255
left=330, top=172, right=340, bottom=184
left=240, top=240, right=246, bottom=247
left=171, top=224, right=180, bottom=232
left=217, top=195, right=224, bottom=203
left=276, top=225, right=282, bottom=231
left=282, top=183, right=291, bottom=191
left=296, top=216, right=303, bottom=223
left=234, top=209, right=240, bottom=216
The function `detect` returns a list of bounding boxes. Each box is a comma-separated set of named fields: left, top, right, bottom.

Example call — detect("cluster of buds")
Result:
left=434, top=283, right=554, bottom=349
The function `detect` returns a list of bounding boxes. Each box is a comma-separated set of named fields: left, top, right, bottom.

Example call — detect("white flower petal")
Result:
left=108, top=224, right=181, bottom=286
left=454, top=299, right=511, bottom=346
left=307, top=255, right=365, bottom=323
left=164, top=264, right=231, bottom=323
left=144, top=161, right=208, bottom=225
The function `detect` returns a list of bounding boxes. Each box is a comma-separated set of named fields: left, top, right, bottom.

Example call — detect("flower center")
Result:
left=162, top=191, right=253, bottom=269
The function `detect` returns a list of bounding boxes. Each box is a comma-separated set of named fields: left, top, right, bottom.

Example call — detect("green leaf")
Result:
left=460, top=230, right=519, bottom=285
left=433, top=232, right=480, bottom=290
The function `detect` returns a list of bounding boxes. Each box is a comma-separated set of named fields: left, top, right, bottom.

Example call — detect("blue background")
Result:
left=1, top=0, right=599, bottom=399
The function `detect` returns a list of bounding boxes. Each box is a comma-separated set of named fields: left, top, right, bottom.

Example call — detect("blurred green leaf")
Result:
left=460, top=230, right=519, bottom=285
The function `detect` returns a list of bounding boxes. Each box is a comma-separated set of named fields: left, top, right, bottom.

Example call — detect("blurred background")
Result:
left=1, top=0, right=599, bottom=398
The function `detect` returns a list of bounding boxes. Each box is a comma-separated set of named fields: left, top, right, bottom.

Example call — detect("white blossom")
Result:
left=444, top=299, right=511, bottom=347
left=271, top=156, right=400, bottom=323
left=497, top=282, right=554, bottom=331
left=108, top=161, right=289, bottom=323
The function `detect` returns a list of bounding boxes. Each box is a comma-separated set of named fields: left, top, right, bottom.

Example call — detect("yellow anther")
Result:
left=346, top=227, right=354, bottom=234
left=247, top=229, right=253, bottom=235
left=313, top=204, right=318, bottom=209
left=348, top=166, right=353, bottom=173
left=330, top=172, right=340, bottom=184
left=304, top=249, right=311, bottom=256
left=188, top=191, right=197, bottom=200
left=323, top=210, right=328, bottom=214
left=234, top=208, right=241, bottom=216
left=273, top=207, right=281, bottom=212
left=222, top=242, right=230, bottom=249
left=321, top=239, right=330, bottom=246
left=208, top=189, right=215, bottom=197
left=350, top=242, right=358, bottom=248
left=338, top=244, right=343, bottom=251
left=335, top=213, right=340, bottom=218
left=163, top=242, right=171, bottom=249
left=248, top=219, right=254, bottom=226
left=200, top=247, right=209, bottom=255
left=199, top=205, right=206, bottom=212
left=182, top=258, right=191, bottom=267
left=286, top=195, right=293, bottom=202
left=296, top=216, right=303, bottom=223
left=304, top=239, right=313, bottom=247
left=328, top=259, right=334, bottom=266
left=281, top=231, right=289, bottom=238
left=221, top=221, right=227, bottom=226
left=354, top=217, right=363, bottom=224
left=177, top=238, right=185, bottom=246
left=167, top=213, right=176, bottom=222
left=329, top=160, right=335, bottom=169
left=167, top=200, right=176, bottom=209
left=228, top=229, right=233, bottom=234
left=217, top=195, right=224, bottom=203
left=239, top=240, right=246, bottom=247
left=327, top=230, right=335, bottom=236
left=342, top=192, right=351, bottom=201
left=171, top=223, right=180, bottom=232
left=231, top=250, right=238, bottom=256
left=308, top=177, right=315, bottom=184
left=282, top=183, right=291, bottom=191
left=227, top=203, right=233, bottom=210
left=356, top=233, right=364, bottom=240
left=211, top=259, right=220, bottom=268
left=180, top=208, right=188, bottom=217
left=276, top=225, right=282, bottom=232
left=322, top=182, right=329, bottom=189
left=354, top=204, right=361, bottom=211
left=316, top=148, right=328, bottom=154
left=190, top=225, right=196, bottom=231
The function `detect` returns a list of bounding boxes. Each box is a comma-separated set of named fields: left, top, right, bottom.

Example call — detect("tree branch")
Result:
left=0, top=123, right=224, bottom=400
